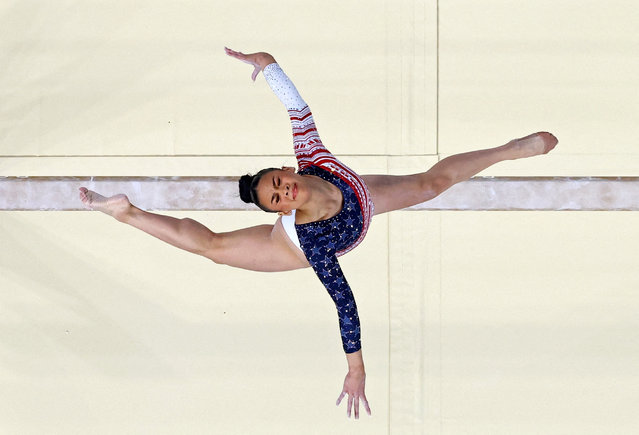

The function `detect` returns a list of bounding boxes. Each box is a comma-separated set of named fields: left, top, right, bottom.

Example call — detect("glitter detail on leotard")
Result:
left=295, top=166, right=365, bottom=353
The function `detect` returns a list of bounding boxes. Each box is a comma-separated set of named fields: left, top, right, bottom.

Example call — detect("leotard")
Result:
left=263, top=63, right=374, bottom=354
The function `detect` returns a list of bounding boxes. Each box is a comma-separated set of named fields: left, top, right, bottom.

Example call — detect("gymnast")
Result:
left=79, top=47, right=558, bottom=419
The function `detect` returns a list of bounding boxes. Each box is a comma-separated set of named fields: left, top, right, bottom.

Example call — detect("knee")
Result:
left=420, top=173, right=453, bottom=200
left=204, top=233, right=227, bottom=264
left=182, top=221, right=225, bottom=264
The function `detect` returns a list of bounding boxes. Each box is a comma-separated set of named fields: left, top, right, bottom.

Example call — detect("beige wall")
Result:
left=1, top=1, right=638, bottom=434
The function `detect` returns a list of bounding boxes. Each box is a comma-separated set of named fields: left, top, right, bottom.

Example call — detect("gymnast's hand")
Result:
left=224, top=47, right=276, bottom=81
left=336, top=357, right=372, bottom=419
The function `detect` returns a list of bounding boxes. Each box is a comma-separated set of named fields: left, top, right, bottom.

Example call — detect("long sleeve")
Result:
left=304, top=236, right=362, bottom=354
left=262, top=63, right=333, bottom=171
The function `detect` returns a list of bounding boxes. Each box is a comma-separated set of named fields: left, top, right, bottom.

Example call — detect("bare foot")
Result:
left=79, top=187, right=131, bottom=221
left=509, top=132, right=558, bottom=159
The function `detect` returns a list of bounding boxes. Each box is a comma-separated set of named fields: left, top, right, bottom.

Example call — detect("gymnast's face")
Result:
left=255, top=167, right=306, bottom=214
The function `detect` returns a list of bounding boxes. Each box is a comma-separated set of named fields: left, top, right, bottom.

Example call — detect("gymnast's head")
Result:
left=239, top=166, right=303, bottom=214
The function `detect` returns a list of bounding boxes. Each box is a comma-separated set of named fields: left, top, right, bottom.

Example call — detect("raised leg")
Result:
left=78, top=187, right=309, bottom=272
left=363, top=132, right=558, bottom=215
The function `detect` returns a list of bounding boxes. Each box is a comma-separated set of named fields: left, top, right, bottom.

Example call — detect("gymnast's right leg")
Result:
left=78, top=187, right=309, bottom=272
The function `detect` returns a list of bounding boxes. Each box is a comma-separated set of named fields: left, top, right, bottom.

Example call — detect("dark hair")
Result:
left=239, top=167, right=278, bottom=212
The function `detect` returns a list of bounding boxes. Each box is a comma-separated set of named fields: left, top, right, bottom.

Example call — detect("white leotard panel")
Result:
left=280, top=209, right=302, bottom=252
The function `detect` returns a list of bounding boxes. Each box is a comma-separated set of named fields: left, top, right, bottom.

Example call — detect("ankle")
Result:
left=112, top=198, right=135, bottom=223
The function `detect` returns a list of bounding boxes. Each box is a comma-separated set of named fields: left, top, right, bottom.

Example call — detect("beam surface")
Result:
left=0, top=176, right=637, bottom=211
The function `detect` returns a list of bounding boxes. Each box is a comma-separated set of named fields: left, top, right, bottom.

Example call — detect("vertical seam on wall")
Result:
left=385, top=0, right=390, bottom=158
left=387, top=157, right=392, bottom=435
left=436, top=1, right=442, bottom=429
left=436, top=0, right=440, bottom=159
left=385, top=5, right=391, bottom=434
left=439, top=213, right=443, bottom=434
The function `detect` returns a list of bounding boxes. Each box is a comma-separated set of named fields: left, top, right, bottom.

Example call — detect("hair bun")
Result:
left=239, top=174, right=254, bottom=204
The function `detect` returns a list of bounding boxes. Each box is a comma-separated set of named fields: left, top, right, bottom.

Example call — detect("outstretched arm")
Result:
left=226, top=46, right=331, bottom=170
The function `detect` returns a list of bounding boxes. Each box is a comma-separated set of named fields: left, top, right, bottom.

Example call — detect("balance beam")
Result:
left=0, top=177, right=637, bottom=211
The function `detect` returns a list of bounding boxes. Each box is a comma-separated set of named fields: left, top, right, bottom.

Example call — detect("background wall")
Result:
left=1, top=1, right=638, bottom=434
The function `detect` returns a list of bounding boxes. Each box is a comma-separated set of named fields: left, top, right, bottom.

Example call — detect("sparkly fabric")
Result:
left=263, top=63, right=374, bottom=353
left=295, top=166, right=364, bottom=352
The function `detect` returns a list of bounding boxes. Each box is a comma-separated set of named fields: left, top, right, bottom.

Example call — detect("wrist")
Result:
left=346, top=349, right=365, bottom=373
left=255, top=52, right=276, bottom=70
left=348, top=365, right=365, bottom=375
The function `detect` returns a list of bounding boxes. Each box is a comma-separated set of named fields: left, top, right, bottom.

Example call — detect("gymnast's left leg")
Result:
left=362, top=131, right=558, bottom=215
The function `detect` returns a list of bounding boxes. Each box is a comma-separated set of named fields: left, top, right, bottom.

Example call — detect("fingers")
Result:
left=79, top=187, right=90, bottom=206
left=354, top=396, right=359, bottom=419
left=224, top=46, right=243, bottom=59
left=362, top=396, right=372, bottom=416
left=224, top=47, right=246, bottom=61
left=337, top=394, right=371, bottom=419
left=225, top=47, right=261, bottom=81
left=224, top=47, right=251, bottom=63
left=251, top=66, right=260, bottom=82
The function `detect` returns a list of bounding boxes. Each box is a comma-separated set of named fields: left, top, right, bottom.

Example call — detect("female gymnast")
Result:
left=79, top=47, right=558, bottom=419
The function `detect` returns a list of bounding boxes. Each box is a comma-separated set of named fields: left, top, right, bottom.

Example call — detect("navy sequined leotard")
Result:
left=263, top=63, right=375, bottom=354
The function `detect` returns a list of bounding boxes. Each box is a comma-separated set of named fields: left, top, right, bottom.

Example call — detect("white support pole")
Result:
left=1, top=176, right=638, bottom=211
